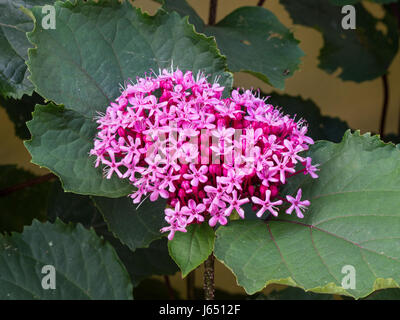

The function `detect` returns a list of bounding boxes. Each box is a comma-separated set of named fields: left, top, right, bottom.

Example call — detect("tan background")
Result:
left=1, top=0, right=399, bottom=297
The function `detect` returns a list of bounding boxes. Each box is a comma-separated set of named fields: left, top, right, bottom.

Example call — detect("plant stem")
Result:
left=379, top=74, right=389, bottom=137
left=0, top=173, right=56, bottom=197
left=163, top=275, right=175, bottom=300
left=186, top=270, right=196, bottom=299
left=203, top=253, right=215, bottom=300
left=208, top=0, right=218, bottom=26
left=257, top=0, right=266, bottom=6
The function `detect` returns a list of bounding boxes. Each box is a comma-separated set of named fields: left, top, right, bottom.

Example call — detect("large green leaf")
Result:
left=215, top=131, right=400, bottom=299
left=0, top=0, right=43, bottom=98
left=168, top=223, right=215, bottom=277
left=0, top=219, right=133, bottom=299
left=267, top=93, right=350, bottom=143
left=25, top=103, right=133, bottom=197
left=26, top=0, right=232, bottom=117
left=205, top=7, right=304, bottom=89
left=280, top=0, right=399, bottom=82
left=0, top=165, right=50, bottom=233
left=159, top=1, right=304, bottom=89
left=48, top=182, right=178, bottom=287
left=92, top=196, right=167, bottom=251
left=0, top=0, right=57, bottom=98
left=24, top=0, right=232, bottom=196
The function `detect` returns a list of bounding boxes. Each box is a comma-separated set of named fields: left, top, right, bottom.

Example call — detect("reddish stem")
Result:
left=287, top=168, right=306, bottom=178
left=0, top=173, right=56, bottom=197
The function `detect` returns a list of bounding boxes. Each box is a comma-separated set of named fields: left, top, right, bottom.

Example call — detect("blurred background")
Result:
left=1, top=0, right=399, bottom=299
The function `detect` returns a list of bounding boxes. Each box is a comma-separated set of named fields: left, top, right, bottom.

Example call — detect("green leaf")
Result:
left=0, top=91, right=44, bottom=140
left=0, top=219, right=133, bottom=299
left=24, top=103, right=134, bottom=197
left=280, top=0, right=399, bottom=82
left=0, top=0, right=43, bottom=98
left=48, top=182, right=178, bottom=287
left=215, top=131, right=400, bottom=299
left=266, top=92, right=350, bottom=143
left=0, top=165, right=50, bottom=233
left=159, top=1, right=304, bottom=89
left=92, top=196, right=167, bottom=251
left=24, top=0, right=232, bottom=196
left=205, top=7, right=304, bottom=89
left=168, top=223, right=215, bottom=277
left=26, top=0, right=232, bottom=117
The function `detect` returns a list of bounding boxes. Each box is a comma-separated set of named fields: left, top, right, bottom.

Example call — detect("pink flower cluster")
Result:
left=90, top=68, right=319, bottom=240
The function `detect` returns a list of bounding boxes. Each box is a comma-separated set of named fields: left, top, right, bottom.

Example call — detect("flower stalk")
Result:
left=203, top=253, right=215, bottom=300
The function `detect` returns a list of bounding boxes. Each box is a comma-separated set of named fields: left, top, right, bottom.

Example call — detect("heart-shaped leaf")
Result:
left=168, top=223, right=215, bottom=277
left=280, top=0, right=399, bottom=82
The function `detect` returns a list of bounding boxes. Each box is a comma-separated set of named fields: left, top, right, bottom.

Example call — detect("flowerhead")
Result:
left=90, top=68, right=319, bottom=239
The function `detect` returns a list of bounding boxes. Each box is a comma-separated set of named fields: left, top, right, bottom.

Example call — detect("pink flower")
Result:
left=303, top=157, right=319, bottom=179
left=270, top=154, right=296, bottom=184
left=158, top=167, right=181, bottom=192
left=219, top=168, right=244, bottom=194
left=161, top=222, right=187, bottom=241
left=149, top=184, right=169, bottom=202
left=222, top=190, right=249, bottom=218
left=211, top=127, right=235, bottom=144
left=164, top=201, right=187, bottom=227
left=183, top=164, right=208, bottom=187
left=181, top=199, right=206, bottom=223
left=252, top=190, right=283, bottom=217
left=102, top=150, right=123, bottom=179
left=209, top=211, right=228, bottom=227
left=286, top=189, right=310, bottom=218
left=282, top=139, right=305, bottom=164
